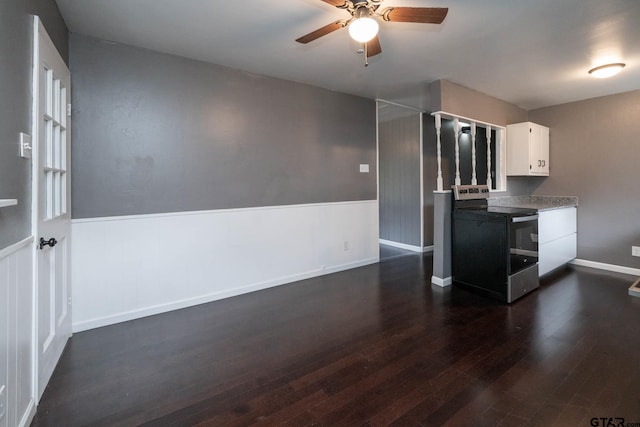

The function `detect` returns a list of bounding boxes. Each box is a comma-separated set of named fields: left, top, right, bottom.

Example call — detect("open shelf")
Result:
left=0, top=199, right=18, bottom=208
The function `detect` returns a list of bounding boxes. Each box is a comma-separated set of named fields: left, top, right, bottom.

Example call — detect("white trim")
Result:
left=629, top=278, right=640, bottom=297
left=497, top=128, right=507, bottom=191
left=433, top=190, right=452, bottom=194
left=423, top=245, right=434, bottom=253
left=376, top=99, right=426, bottom=113
left=431, top=110, right=506, bottom=130
left=435, top=113, right=443, bottom=191
left=0, top=199, right=18, bottom=208
left=380, top=239, right=424, bottom=253
left=419, top=112, right=425, bottom=250
left=71, top=199, right=378, bottom=224
left=73, top=257, right=378, bottom=332
left=31, top=17, right=42, bottom=403
left=0, top=236, right=34, bottom=260
left=376, top=101, right=380, bottom=210
left=18, top=399, right=37, bottom=427
left=431, top=275, right=453, bottom=287
left=570, top=259, right=640, bottom=277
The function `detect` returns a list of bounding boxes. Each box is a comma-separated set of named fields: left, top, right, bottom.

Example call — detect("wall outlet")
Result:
left=359, top=164, right=369, bottom=173
left=344, top=241, right=349, bottom=251
left=632, top=246, right=640, bottom=257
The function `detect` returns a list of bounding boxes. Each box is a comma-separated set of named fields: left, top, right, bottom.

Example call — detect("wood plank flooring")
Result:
left=31, top=254, right=640, bottom=426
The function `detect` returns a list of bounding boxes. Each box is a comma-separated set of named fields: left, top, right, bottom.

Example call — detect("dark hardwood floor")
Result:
left=32, top=254, right=640, bottom=426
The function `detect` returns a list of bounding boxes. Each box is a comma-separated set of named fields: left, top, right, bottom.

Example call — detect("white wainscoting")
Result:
left=72, top=200, right=379, bottom=332
left=0, top=237, right=36, bottom=427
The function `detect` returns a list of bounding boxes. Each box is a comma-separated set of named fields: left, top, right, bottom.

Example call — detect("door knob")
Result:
left=39, top=237, right=58, bottom=250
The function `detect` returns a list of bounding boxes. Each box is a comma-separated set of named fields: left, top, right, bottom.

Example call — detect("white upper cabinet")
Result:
left=506, top=122, right=550, bottom=176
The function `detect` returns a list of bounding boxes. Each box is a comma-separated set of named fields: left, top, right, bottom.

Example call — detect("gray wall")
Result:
left=439, top=80, right=528, bottom=126
left=26, top=0, right=69, bottom=63
left=423, top=115, right=437, bottom=246
left=70, top=34, right=376, bottom=218
left=529, top=90, right=640, bottom=269
left=0, top=0, right=68, bottom=249
left=378, top=110, right=421, bottom=247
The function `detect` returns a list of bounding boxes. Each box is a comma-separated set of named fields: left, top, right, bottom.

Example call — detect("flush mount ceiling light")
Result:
left=588, top=63, right=626, bottom=78
left=348, top=7, right=379, bottom=43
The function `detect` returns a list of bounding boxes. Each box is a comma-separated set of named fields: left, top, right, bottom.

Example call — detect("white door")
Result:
left=32, top=17, right=72, bottom=399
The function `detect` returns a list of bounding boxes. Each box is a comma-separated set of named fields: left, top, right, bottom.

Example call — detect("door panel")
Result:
left=33, top=16, right=71, bottom=399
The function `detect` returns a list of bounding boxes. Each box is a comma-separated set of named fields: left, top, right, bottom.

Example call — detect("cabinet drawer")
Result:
left=539, top=207, right=576, bottom=244
left=539, top=233, right=577, bottom=276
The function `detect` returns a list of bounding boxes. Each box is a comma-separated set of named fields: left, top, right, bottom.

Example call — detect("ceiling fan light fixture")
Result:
left=348, top=9, right=379, bottom=43
left=588, top=63, right=626, bottom=78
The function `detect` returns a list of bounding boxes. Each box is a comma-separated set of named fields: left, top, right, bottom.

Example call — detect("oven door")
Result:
left=509, top=215, right=539, bottom=275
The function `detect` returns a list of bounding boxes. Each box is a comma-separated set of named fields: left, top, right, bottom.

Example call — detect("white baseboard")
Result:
left=431, top=275, right=452, bottom=287
left=380, top=239, right=433, bottom=253
left=18, top=399, right=36, bottom=427
left=72, top=201, right=380, bottom=332
left=570, top=258, right=640, bottom=277
left=72, top=257, right=378, bottom=332
left=630, top=278, right=640, bottom=297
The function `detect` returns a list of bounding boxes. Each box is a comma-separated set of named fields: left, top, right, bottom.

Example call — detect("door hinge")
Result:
left=67, top=103, right=72, bottom=117
left=68, top=297, right=72, bottom=306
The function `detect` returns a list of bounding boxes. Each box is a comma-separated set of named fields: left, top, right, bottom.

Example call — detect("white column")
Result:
left=471, top=122, right=477, bottom=185
left=486, top=126, right=493, bottom=189
left=454, top=118, right=461, bottom=185
left=435, top=114, right=443, bottom=191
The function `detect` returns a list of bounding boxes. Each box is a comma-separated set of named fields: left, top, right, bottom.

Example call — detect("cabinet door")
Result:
left=529, top=124, right=541, bottom=174
left=538, top=125, right=549, bottom=175
left=506, top=122, right=549, bottom=176
left=529, top=123, right=549, bottom=176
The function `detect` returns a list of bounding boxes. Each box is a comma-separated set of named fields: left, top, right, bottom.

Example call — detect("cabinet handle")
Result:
left=538, top=160, right=542, bottom=167
left=542, top=160, right=546, bottom=167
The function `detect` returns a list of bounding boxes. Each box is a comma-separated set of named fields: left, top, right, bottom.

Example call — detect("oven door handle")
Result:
left=511, top=214, right=539, bottom=223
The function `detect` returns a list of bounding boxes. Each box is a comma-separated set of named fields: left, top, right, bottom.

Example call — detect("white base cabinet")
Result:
left=538, top=207, right=577, bottom=276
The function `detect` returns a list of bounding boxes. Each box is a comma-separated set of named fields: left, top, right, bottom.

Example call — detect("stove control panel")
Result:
left=453, top=184, right=490, bottom=201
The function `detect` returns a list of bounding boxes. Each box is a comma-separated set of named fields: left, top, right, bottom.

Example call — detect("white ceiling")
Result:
left=55, top=0, right=640, bottom=110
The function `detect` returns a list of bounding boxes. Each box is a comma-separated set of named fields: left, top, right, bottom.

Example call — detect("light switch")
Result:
left=20, top=132, right=32, bottom=159
left=359, top=164, right=370, bottom=173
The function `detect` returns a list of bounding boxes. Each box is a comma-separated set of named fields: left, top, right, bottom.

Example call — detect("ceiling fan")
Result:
left=296, top=0, right=448, bottom=65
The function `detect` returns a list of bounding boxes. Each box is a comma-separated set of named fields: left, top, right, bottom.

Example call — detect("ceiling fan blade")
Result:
left=321, top=0, right=348, bottom=7
left=381, top=7, right=449, bottom=24
left=296, top=20, right=346, bottom=44
left=366, top=35, right=382, bottom=58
